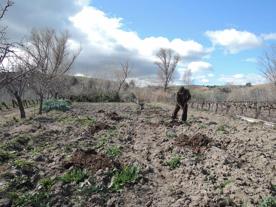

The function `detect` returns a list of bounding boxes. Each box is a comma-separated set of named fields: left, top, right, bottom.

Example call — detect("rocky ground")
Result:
left=0, top=102, right=275, bottom=207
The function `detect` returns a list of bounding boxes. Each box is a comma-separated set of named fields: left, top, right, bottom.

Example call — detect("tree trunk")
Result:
left=39, top=95, right=43, bottom=115
left=164, top=81, right=168, bottom=91
left=15, top=94, right=26, bottom=119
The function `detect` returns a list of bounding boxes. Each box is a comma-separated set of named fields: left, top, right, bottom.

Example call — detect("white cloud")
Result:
left=206, top=28, right=262, bottom=53
left=261, top=33, right=276, bottom=41
left=218, top=73, right=266, bottom=85
left=186, top=61, right=212, bottom=73
left=244, top=57, right=258, bottom=63
left=69, top=6, right=209, bottom=63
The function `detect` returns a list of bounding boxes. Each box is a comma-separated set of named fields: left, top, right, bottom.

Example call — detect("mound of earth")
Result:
left=64, top=149, right=116, bottom=173
left=88, top=122, right=112, bottom=135
left=107, top=112, right=123, bottom=121
left=175, top=133, right=212, bottom=152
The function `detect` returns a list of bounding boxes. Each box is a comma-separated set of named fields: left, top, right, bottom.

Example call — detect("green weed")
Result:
left=14, top=191, right=50, bottom=207
left=106, top=146, right=121, bottom=158
left=0, top=149, right=14, bottom=163
left=166, top=155, right=181, bottom=170
left=60, top=168, right=88, bottom=184
left=58, top=115, right=96, bottom=127
left=110, top=165, right=140, bottom=191
left=39, top=178, right=55, bottom=191
left=166, top=129, right=177, bottom=139
left=258, top=197, right=276, bottom=207
left=216, top=124, right=230, bottom=134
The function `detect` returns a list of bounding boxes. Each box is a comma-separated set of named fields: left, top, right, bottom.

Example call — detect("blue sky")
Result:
left=4, top=0, right=276, bottom=85
left=91, top=0, right=276, bottom=85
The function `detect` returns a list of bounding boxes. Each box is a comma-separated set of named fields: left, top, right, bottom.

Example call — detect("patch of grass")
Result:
left=220, top=179, right=233, bottom=189
left=14, top=159, right=34, bottom=170
left=199, top=123, right=207, bottom=129
left=258, top=197, right=276, bottom=207
left=60, top=168, right=88, bottom=184
left=110, top=165, right=140, bottom=191
left=166, top=129, right=177, bottom=139
left=271, top=184, right=276, bottom=193
left=166, top=155, right=181, bottom=170
left=216, top=124, right=230, bottom=134
left=30, top=147, right=42, bottom=156
left=39, top=177, right=55, bottom=191
left=106, top=146, right=121, bottom=158
left=3, top=135, right=31, bottom=152
left=0, top=149, right=15, bottom=163
left=58, top=115, right=96, bottom=127
left=96, top=129, right=118, bottom=149
left=13, top=191, right=50, bottom=207
left=96, top=137, right=108, bottom=149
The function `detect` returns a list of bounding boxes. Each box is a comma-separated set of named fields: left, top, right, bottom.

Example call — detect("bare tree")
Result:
left=115, top=61, right=130, bottom=94
left=22, top=28, right=80, bottom=114
left=259, top=44, right=276, bottom=84
left=155, top=48, right=180, bottom=91
left=4, top=57, right=29, bottom=118
left=0, top=0, right=14, bottom=87
left=182, top=69, right=192, bottom=87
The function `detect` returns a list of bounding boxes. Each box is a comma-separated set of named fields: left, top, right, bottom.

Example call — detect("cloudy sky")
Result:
left=3, top=0, right=276, bottom=85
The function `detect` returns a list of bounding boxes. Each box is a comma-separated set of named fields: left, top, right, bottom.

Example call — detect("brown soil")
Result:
left=0, top=102, right=275, bottom=207
left=175, top=133, right=212, bottom=152
left=65, top=149, right=115, bottom=173
left=88, top=122, right=112, bottom=135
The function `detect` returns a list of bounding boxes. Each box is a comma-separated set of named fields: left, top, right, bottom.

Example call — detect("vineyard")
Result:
left=190, top=100, right=276, bottom=123
left=0, top=100, right=38, bottom=111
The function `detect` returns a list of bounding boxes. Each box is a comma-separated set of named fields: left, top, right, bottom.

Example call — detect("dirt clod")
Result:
left=65, top=149, right=115, bottom=173
left=88, top=122, right=111, bottom=135
left=107, top=112, right=123, bottom=121
left=175, top=133, right=212, bottom=152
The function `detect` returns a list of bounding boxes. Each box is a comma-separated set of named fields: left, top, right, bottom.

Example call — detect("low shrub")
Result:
left=42, top=99, right=71, bottom=112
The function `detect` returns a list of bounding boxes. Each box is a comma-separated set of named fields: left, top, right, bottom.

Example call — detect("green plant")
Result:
left=199, top=123, right=207, bottom=129
left=216, top=124, right=229, bottom=134
left=96, top=137, right=108, bottom=149
left=42, top=99, right=71, bottom=112
left=14, top=159, right=33, bottom=170
left=166, top=130, right=177, bottom=139
left=0, top=149, right=14, bottom=163
left=60, top=168, right=88, bottom=184
left=58, top=115, right=96, bottom=127
left=110, top=165, right=140, bottom=191
left=220, top=180, right=233, bottom=189
left=39, top=178, right=55, bottom=191
left=258, top=197, right=276, bottom=207
left=166, top=155, right=181, bottom=170
left=3, top=135, right=31, bottom=151
left=106, top=146, right=121, bottom=158
left=14, top=191, right=50, bottom=207
left=96, top=129, right=117, bottom=149
left=81, top=184, right=100, bottom=196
